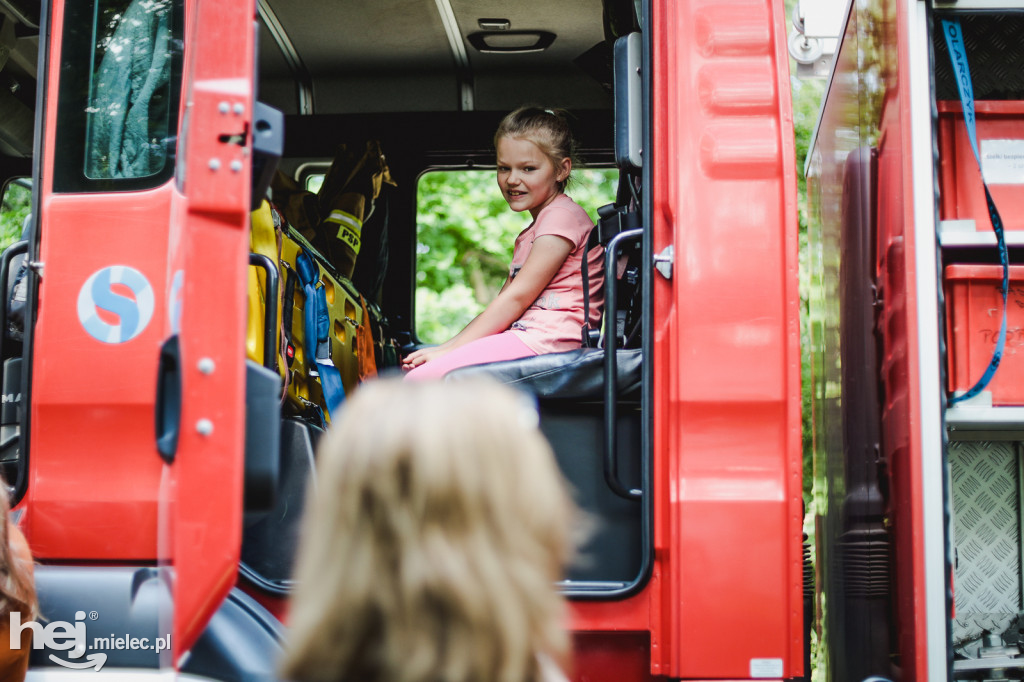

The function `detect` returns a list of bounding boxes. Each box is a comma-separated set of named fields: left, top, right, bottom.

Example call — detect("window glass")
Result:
left=305, top=174, right=324, bottom=193
left=415, top=168, right=618, bottom=344
left=0, top=180, right=31, bottom=251
left=54, top=0, right=182, bottom=191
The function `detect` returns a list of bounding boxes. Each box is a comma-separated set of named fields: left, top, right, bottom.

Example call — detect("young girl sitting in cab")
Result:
left=403, top=107, right=602, bottom=380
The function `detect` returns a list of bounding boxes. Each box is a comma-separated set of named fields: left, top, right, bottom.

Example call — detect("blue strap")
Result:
left=943, top=19, right=1009, bottom=405
left=295, top=251, right=320, bottom=368
left=294, top=249, right=346, bottom=416
left=313, top=285, right=345, bottom=414
left=316, top=356, right=346, bottom=416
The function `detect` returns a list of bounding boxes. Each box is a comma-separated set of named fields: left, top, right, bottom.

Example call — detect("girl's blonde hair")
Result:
left=494, top=107, right=576, bottom=190
left=280, top=378, right=578, bottom=682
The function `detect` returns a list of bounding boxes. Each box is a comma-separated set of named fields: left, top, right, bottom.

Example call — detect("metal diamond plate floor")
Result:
left=951, top=440, right=1021, bottom=645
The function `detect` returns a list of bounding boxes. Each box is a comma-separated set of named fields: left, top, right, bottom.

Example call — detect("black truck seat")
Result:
left=447, top=347, right=643, bottom=588
left=446, top=347, right=641, bottom=401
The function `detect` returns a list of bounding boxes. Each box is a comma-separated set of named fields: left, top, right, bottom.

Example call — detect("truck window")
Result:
left=414, top=167, right=618, bottom=344
left=0, top=179, right=30, bottom=250
left=54, top=0, right=182, bottom=191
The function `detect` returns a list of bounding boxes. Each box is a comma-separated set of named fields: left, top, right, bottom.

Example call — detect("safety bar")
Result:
left=249, top=253, right=280, bottom=371
left=604, top=228, right=643, bottom=500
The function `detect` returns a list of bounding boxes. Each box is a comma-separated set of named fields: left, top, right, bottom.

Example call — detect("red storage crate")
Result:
left=938, top=100, right=1024, bottom=233
left=945, top=264, right=1024, bottom=404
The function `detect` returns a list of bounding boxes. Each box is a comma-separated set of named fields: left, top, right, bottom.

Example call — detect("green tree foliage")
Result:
left=0, top=181, right=30, bottom=252
left=793, top=75, right=825, bottom=506
left=415, top=168, right=617, bottom=343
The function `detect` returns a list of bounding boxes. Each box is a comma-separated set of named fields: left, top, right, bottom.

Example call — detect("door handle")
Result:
left=155, top=335, right=182, bottom=463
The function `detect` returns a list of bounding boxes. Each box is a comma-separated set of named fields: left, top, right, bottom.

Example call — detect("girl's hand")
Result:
left=402, top=345, right=451, bottom=371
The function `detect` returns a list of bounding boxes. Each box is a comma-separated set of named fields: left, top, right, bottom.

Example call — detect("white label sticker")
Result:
left=750, top=657, right=784, bottom=678
left=981, top=139, right=1024, bottom=185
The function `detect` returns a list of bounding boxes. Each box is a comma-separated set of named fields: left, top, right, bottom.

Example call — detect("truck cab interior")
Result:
left=0, top=0, right=653, bottom=655
left=242, top=0, right=651, bottom=602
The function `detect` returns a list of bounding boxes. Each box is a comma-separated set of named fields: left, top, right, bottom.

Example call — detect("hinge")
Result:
left=653, top=245, right=673, bottom=280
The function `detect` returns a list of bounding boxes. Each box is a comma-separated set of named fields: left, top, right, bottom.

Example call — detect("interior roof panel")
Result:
left=264, top=0, right=453, bottom=73
left=258, top=0, right=613, bottom=114
left=452, top=0, right=605, bottom=64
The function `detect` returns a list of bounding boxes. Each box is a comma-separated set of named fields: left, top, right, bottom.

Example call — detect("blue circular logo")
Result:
left=77, top=266, right=155, bottom=344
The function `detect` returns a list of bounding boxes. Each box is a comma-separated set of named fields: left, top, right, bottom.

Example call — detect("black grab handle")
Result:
left=604, top=228, right=643, bottom=500
left=249, top=253, right=280, bottom=372
left=155, top=335, right=182, bottom=464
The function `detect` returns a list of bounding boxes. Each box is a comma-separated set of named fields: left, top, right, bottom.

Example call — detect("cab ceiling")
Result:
left=258, top=0, right=613, bottom=115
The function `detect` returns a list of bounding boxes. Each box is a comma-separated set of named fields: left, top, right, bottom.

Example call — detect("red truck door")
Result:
left=157, top=0, right=257, bottom=661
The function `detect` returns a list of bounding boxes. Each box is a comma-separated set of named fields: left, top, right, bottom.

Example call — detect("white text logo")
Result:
left=10, top=610, right=171, bottom=672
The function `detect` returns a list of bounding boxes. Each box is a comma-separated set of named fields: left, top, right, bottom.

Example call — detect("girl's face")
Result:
left=496, top=136, right=571, bottom=220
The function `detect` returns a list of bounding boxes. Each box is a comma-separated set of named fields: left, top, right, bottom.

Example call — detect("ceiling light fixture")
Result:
left=477, top=18, right=511, bottom=30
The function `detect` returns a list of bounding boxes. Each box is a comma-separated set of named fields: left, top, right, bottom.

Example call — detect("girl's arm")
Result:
left=403, top=234, right=573, bottom=368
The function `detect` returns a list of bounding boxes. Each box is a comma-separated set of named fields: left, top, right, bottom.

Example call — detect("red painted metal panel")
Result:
left=651, top=0, right=802, bottom=678
left=26, top=188, right=172, bottom=560
left=570, top=591, right=652, bottom=633
left=29, top=0, right=171, bottom=561
left=571, top=633, right=656, bottom=682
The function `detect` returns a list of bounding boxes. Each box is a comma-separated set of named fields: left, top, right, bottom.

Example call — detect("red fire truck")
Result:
left=0, top=0, right=803, bottom=678
left=806, top=0, right=1024, bottom=680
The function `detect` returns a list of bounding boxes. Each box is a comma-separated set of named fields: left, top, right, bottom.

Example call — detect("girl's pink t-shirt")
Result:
left=507, top=193, right=604, bottom=355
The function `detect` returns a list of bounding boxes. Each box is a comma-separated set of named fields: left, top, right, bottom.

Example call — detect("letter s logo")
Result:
left=77, top=266, right=155, bottom=344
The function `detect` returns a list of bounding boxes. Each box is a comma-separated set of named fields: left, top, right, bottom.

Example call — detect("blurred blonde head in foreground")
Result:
left=281, top=378, right=578, bottom=682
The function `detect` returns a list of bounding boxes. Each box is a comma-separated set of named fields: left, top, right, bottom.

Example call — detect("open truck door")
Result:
left=11, top=0, right=278, bottom=674
left=15, top=0, right=283, bottom=672
left=158, top=0, right=283, bottom=667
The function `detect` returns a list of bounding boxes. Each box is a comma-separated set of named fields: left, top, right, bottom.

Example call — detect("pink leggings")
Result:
left=403, top=331, right=536, bottom=381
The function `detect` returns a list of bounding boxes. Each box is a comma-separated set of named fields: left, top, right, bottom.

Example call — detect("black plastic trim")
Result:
left=250, top=102, right=284, bottom=210
left=563, top=0, right=653, bottom=600
left=238, top=562, right=292, bottom=599
left=636, top=0, right=654, bottom=600
left=180, top=586, right=285, bottom=680
left=243, top=359, right=281, bottom=513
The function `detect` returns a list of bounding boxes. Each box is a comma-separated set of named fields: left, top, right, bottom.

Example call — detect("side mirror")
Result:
left=614, top=32, right=642, bottom=170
